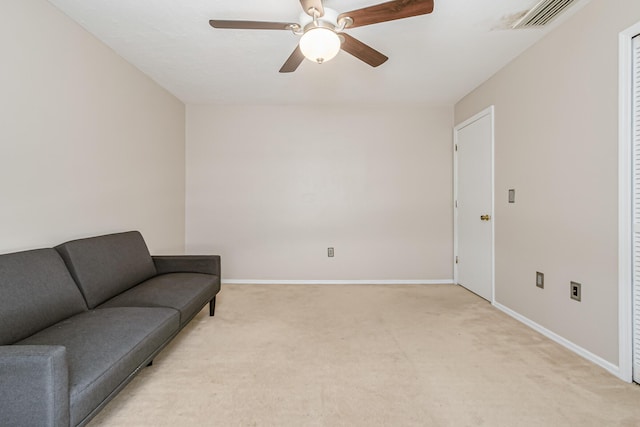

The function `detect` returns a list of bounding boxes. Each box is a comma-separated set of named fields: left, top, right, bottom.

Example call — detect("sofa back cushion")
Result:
left=55, top=231, right=157, bottom=308
left=0, top=249, right=88, bottom=345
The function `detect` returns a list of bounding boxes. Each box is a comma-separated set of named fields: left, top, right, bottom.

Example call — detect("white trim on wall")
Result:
left=223, top=279, right=455, bottom=285
left=494, top=302, right=621, bottom=379
left=617, top=21, right=640, bottom=383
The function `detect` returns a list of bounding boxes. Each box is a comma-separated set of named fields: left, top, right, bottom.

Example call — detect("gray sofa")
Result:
left=0, top=231, right=221, bottom=427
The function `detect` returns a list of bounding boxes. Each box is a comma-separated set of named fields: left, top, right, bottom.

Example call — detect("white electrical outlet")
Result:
left=570, top=282, right=581, bottom=301
left=328, top=247, right=334, bottom=257
left=536, top=272, right=544, bottom=289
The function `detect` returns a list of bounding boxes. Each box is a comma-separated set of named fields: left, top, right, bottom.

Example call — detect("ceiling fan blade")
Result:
left=338, top=0, right=434, bottom=28
left=209, top=20, right=296, bottom=30
left=340, top=33, right=388, bottom=67
left=300, top=0, right=324, bottom=17
left=279, top=45, right=305, bottom=73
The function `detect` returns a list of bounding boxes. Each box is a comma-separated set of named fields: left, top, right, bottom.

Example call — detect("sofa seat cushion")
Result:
left=98, top=273, right=219, bottom=327
left=18, top=307, right=179, bottom=426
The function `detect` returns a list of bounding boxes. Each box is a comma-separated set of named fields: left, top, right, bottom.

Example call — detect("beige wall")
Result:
left=186, top=105, right=453, bottom=281
left=0, top=0, right=186, bottom=254
left=455, top=0, right=640, bottom=365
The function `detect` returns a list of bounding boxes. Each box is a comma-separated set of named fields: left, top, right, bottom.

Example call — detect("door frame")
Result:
left=617, top=21, right=640, bottom=383
left=453, top=105, right=496, bottom=303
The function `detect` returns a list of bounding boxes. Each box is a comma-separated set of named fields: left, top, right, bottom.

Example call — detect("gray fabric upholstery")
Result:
left=153, top=255, right=221, bottom=276
left=0, top=249, right=87, bottom=345
left=0, top=345, right=69, bottom=427
left=0, top=232, right=221, bottom=426
left=98, top=273, right=219, bottom=327
left=56, top=231, right=157, bottom=308
left=19, top=307, right=179, bottom=426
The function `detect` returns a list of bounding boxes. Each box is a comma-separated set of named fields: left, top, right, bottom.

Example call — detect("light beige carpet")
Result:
left=90, top=284, right=640, bottom=426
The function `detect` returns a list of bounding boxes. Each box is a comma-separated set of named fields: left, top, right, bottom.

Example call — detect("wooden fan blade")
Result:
left=340, top=33, right=388, bottom=67
left=279, top=45, right=305, bottom=73
left=338, top=0, right=434, bottom=28
left=209, top=20, right=296, bottom=30
left=300, top=0, right=324, bottom=17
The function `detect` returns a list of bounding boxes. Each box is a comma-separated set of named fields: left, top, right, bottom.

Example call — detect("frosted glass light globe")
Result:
left=299, top=27, right=341, bottom=64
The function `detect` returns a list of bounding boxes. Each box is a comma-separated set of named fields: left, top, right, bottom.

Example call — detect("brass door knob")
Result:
left=480, top=214, right=491, bottom=221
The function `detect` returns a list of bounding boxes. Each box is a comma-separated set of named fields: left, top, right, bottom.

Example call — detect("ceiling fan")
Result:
left=209, top=0, right=435, bottom=73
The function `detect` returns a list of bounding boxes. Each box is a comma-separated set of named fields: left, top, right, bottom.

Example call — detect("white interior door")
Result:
left=631, top=34, right=640, bottom=384
left=454, top=107, right=494, bottom=302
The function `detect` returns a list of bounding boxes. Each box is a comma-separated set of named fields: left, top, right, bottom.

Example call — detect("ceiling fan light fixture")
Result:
left=299, top=27, right=341, bottom=64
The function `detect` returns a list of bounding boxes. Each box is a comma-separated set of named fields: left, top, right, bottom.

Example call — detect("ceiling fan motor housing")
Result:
left=299, top=7, right=339, bottom=30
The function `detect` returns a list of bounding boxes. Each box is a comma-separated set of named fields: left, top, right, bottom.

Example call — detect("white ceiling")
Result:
left=47, top=0, right=589, bottom=106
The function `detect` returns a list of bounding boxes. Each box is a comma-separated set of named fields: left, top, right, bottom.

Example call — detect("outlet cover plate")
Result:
left=536, top=272, right=544, bottom=289
left=570, top=282, right=581, bottom=301
left=328, top=247, right=334, bottom=257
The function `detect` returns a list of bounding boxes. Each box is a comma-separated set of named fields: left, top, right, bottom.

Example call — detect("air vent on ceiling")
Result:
left=512, top=0, right=577, bottom=29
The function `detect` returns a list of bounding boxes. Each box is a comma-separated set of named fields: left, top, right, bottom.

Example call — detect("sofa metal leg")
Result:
left=209, top=297, right=216, bottom=317
left=147, top=360, right=153, bottom=367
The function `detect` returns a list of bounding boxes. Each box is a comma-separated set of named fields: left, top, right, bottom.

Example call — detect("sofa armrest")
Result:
left=0, top=345, right=69, bottom=427
left=152, top=255, right=221, bottom=277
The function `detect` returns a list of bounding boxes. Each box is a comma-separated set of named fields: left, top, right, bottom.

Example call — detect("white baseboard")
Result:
left=222, top=279, right=455, bottom=285
left=493, top=302, right=622, bottom=379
